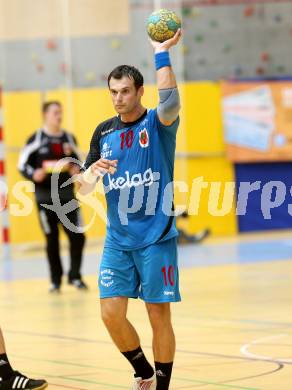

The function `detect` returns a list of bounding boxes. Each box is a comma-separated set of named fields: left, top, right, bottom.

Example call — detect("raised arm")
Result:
left=150, top=29, right=182, bottom=126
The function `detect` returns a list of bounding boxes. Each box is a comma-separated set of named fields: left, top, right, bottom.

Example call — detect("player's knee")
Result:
left=101, top=307, right=115, bottom=328
left=146, top=303, right=171, bottom=330
left=100, top=299, right=127, bottom=328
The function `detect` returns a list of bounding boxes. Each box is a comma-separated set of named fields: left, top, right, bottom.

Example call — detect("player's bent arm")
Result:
left=76, top=166, right=99, bottom=196
left=76, top=159, right=118, bottom=196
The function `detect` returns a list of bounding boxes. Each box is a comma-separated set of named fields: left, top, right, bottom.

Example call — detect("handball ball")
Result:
left=147, top=9, right=181, bottom=42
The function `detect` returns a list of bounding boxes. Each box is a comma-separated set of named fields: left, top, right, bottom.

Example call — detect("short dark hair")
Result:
left=107, top=65, right=144, bottom=90
left=42, top=101, right=62, bottom=114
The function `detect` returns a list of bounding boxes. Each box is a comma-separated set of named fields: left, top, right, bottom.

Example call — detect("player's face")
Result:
left=44, top=104, right=63, bottom=129
left=109, top=77, right=143, bottom=114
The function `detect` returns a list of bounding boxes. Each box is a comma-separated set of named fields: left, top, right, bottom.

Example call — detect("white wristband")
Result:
left=82, top=166, right=99, bottom=184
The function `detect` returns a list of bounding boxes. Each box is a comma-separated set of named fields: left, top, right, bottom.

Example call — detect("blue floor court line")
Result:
left=1, top=237, right=292, bottom=281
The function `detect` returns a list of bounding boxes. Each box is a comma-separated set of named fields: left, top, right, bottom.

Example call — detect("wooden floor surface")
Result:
left=1, top=234, right=292, bottom=389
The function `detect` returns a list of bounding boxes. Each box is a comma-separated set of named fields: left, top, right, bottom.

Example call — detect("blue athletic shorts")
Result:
left=98, top=237, right=181, bottom=303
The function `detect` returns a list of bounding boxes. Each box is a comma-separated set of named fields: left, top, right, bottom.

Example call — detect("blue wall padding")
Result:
left=235, top=162, right=292, bottom=232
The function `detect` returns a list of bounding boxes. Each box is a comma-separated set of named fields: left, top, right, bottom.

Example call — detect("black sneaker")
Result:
left=68, top=279, right=88, bottom=290
left=0, top=371, right=48, bottom=389
left=49, top=283, right=61, bottom=293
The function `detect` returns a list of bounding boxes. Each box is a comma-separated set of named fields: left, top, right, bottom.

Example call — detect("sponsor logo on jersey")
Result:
left=139, top=128, right=149, bottom=148
left=107, top=168, right=158, bottom=190
left=51, top=142, right=63, bottom=157
left=101, top=127, right=115, bottom=136
left=164, top=291, right=174, bottom=296
left=101, top=142, right=113, bottom=158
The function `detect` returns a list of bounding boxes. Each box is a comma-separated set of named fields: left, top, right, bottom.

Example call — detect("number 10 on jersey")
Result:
left=120, top=130, right=134, bottom=150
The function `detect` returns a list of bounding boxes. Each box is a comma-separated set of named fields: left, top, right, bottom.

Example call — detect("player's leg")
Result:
left=146, top=302, right=175, bottom=389
left=134, top=237, right=181, bottom=389
left=0, top=329, right=15, bottom=383
left=99, top=248, right=154, bottom=382
left=61, top=206, right=86, bottom=289
left=101, top=297, right=154, bottom=383
left=0, top=328, right=8, bottom=361
left=0, top=328, right=48, bottom=389
left=37, top=205, right=63, bottom=292
left=101, top=297, right=139, bottom=351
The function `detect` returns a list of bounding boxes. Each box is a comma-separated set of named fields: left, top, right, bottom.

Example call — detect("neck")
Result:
left=120, top=104, right=146, bottom=123
left=43, top=125, right=62, bottom=135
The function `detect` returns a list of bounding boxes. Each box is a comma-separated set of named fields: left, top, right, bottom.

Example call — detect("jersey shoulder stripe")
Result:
left=18, top=129, right=42, bottom=171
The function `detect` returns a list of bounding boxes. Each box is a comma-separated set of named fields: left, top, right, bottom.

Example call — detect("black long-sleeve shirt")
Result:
left=18, top=128, right=81, bottom=204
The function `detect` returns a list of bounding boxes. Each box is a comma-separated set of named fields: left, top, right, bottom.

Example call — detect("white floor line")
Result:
left=240, top=334, right=292, bottom=364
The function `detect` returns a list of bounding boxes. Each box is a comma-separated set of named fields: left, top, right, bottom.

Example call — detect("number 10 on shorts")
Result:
left=162, top=266, right=175, bottom=286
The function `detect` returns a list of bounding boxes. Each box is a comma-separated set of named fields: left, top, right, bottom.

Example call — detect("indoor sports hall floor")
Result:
left=1, top=231, right=292, bottom=390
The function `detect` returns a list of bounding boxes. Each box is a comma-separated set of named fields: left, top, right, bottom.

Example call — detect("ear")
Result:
left=138, top=86, right=144, bottom=98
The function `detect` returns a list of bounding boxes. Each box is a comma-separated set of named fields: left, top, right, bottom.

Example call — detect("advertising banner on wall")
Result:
left=222, top=82, right=292, bottom=162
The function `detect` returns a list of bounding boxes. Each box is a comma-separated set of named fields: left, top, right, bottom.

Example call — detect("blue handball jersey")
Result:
left=83, top=109, right=179, bottom=250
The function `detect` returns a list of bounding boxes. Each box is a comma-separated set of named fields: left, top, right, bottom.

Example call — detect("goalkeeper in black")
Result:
left=18, top=101, right=87, bottom=293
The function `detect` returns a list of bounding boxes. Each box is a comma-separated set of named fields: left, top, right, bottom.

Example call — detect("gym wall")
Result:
left=3, top=82, right=236, bottom=244
left=2, top=0, right=292, bottom=243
